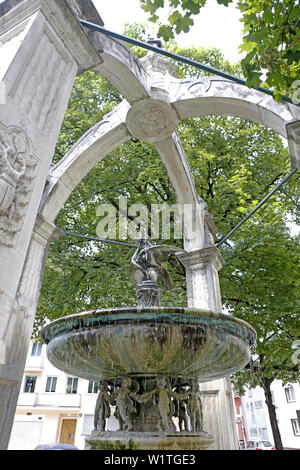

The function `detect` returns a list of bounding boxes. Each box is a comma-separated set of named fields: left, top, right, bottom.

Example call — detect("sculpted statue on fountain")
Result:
left=93, top=377, right=204, bottom=434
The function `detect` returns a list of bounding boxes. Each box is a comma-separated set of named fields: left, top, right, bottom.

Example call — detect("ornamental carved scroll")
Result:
left=0, top=124, right=38, bottom=248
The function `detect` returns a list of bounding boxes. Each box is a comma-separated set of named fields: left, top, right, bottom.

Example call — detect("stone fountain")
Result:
left=41, top=236, right=256, bottom=450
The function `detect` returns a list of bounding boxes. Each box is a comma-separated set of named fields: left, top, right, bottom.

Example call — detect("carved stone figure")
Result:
left=93, top=381, right=111, bottom=431
left=152, top=377, right=175, bottom=432
left=113, top=377, right=139, bottom=431
left=173, top=385, right=190, bottom=431
left=187, top=381, right=203, bottom=432
left=0, top=124, right=37, bottom=247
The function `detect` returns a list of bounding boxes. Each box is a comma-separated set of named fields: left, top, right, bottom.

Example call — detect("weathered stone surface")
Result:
left=85, top=430, right=214, bottom=450
left=0, top=0, right=101, bottom=449
left=66, top=0, right=104, bottom=26
left=41, top=307, right=255, bottom=382
left=125, top=98, right=178, bottom=143
left=170, top=76, right=300, bottom=138
left=0, top=124, right=38, bottom=248
left=286, top=119, right=300, bottom=169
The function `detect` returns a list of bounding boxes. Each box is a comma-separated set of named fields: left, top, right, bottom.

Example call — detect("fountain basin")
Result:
left=41, top=307, right=256, bottom=382
left=85, top=431, right=215, bottom=450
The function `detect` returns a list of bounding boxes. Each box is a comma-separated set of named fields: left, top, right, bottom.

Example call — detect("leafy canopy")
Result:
left=139, top=0, right=300, bottom=99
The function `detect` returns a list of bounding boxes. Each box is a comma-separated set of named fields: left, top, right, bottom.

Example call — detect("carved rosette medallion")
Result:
left=0, top=124, right=38, bottom=248
left=125, top=99, right=178, bottom=142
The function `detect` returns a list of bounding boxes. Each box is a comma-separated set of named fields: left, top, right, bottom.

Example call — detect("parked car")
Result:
left=246, top=440, right=275, bottom=450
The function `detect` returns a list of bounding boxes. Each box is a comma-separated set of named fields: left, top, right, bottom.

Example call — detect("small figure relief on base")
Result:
left=112, top=377, right=140, bottom=432
left=187, top=381, right=204, bottom=432
left=93, top=381, right=111, bottom=432
left=92, top=377, right=205, bottom=436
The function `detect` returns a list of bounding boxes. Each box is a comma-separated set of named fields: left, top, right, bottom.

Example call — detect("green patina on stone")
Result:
left=42, top=307, right=256, bottom=346
left=41, top=307, right=256, bottom=383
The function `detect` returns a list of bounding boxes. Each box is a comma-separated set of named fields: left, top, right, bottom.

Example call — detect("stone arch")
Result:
left=170, top=77, right=299, bottom=138
left=39, top=102, right=206, bottom=251
left=39, top=68, right=300, bottom=243
left=39, top=102, right=131, bottom=223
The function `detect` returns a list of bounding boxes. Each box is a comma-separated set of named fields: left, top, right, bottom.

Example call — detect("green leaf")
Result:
left=168, top=10, right=183, bottom=26
left=157, top=24, right=174, bottom=41
left=216, top=0, right=233, bottom=5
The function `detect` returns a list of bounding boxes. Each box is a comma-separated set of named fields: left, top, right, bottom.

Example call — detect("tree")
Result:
left=35, top=35, right=299, bottom=449
left=225, top=227, right=299, bottom=450
left=139, top=0, right=300, bottom=100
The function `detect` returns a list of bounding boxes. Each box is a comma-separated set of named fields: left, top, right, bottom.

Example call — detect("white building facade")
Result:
left=239, top=381, right=300, bottom=449
left=8, top=340, right=117, bottom=450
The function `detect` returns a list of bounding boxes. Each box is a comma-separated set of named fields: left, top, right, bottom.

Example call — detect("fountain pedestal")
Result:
left=85, top=374, right=215, bottom=450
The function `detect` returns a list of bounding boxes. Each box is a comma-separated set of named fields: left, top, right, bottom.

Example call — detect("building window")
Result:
left=66, top=377, right=78, bottom=394
left=88, top=381, right=99, bottom=394
left=254, top=400, right=263, bottom=408
left=24, top=375, right=37, bottom=393
left=291, top=419, right=300, bottom=436
left=250, top=427, right=258, bottom=436
left=261, top=427, right=268, bottom=440
left=250, top=403, right=256, bottom=423
left=285, top=386, right=296, bottom=403
left=31, top=342, right=43, bottom=356
left=45, top=376, right=57, bottom=393
left=82, top=415, right=94, bottom=435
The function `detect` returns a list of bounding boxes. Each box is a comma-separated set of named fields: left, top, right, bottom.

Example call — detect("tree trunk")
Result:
left=261, top=377, right=283, bottom=450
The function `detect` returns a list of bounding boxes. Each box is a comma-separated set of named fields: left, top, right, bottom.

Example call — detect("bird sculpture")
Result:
left=130, top=232, right=184, bottom=306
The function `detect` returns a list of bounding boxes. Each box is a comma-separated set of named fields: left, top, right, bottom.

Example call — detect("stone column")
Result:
left=177, top=216, right=239, bottom=450
left=0, top=0, right=102, bottom=449
left=0, top=215, right=62, bottom=449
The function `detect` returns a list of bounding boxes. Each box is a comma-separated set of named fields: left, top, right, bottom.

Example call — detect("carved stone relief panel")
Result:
left=126, top=99, right=178, bottom=143
left=10, top=29, right=70, bottom=131
left=0, top=123, right=38, bottom=248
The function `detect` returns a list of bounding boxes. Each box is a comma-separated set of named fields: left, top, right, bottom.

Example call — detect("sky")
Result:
left=93, top=0, right=245, bottom=63
left=0, top=0, right=244, bottom=63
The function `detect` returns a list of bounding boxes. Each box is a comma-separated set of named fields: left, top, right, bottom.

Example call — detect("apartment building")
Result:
left=235, top=380, right=300, bottom=449
left=8, top=341, right=119, bottom=450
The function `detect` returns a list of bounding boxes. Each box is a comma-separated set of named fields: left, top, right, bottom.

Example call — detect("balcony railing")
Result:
left=18, top=392, right=81, bottom=408
left=37, top=393, right=81, bottom=408
left=25, top=355, right=44, bottom=370
left=18, top=393, right=38, bottom=407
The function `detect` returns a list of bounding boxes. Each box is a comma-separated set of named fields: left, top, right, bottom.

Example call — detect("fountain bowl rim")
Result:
left=41, top=306, right=256, bottom=347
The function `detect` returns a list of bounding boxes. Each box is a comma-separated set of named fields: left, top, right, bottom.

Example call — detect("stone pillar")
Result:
left=177, top=217, right=239, bottom=450
left=0, top=0, right=102, bottom=449
left=0, top=215, right=62, bottom=449
left=179, top=246, right=224, bottom=313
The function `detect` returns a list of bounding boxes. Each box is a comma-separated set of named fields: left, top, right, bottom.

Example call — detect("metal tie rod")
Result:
left=79, top=19, right=299, bottom=107
left=65, top=169, right=297, bottom=249
left=216, top=168, right=298, bottom=247
left=64, top=231, right=138, bottom=248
